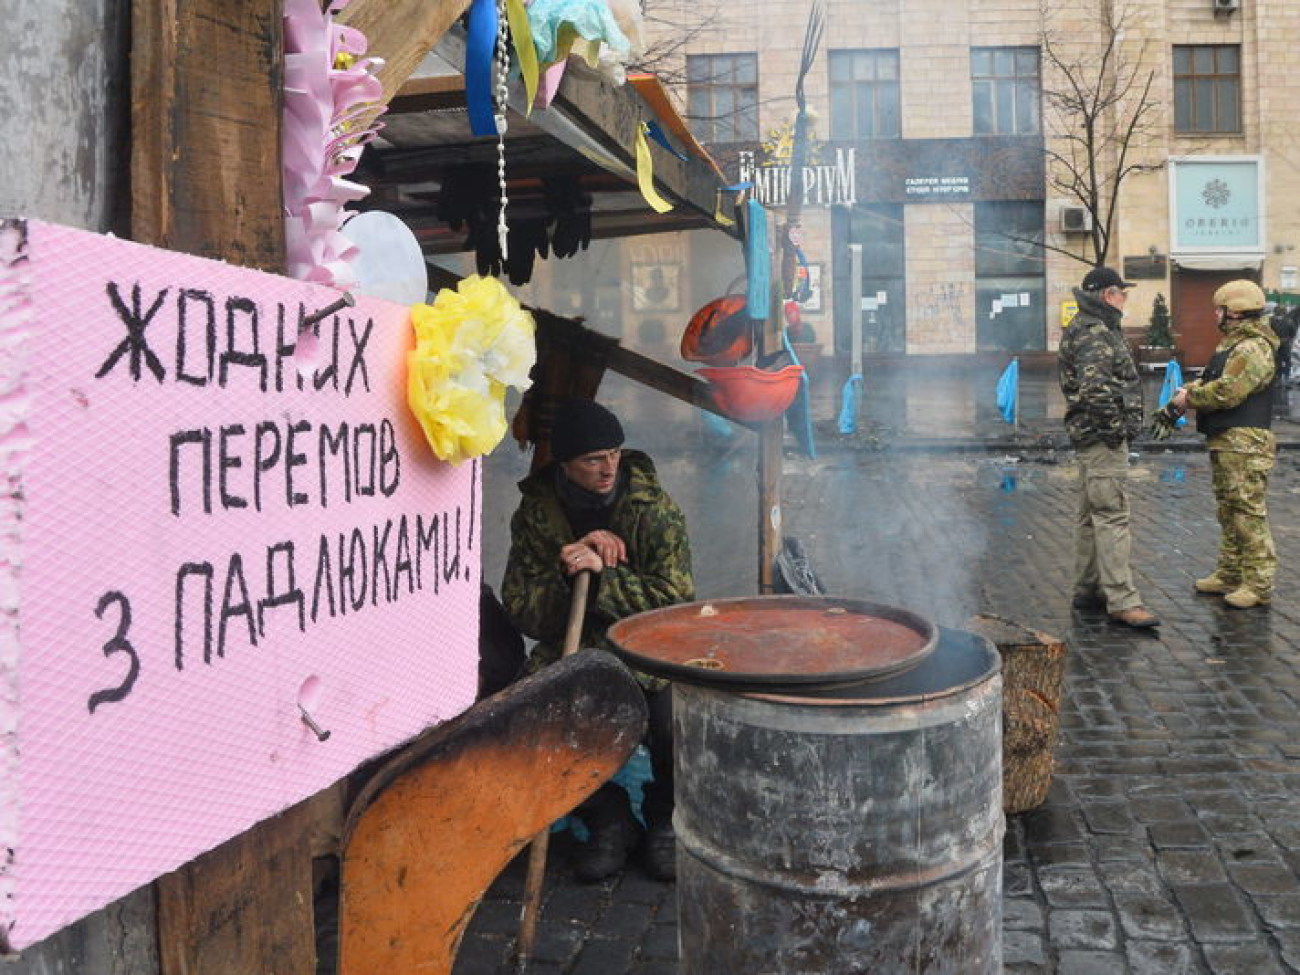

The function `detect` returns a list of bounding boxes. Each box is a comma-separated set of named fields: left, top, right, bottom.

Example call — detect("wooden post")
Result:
left=130, top=3, right=319, bottom=972
left=757, top=227, right=782, bottom=594
left=965, top=614, right=1067, bottom=814
left=130, top=0, right=286, bottom=272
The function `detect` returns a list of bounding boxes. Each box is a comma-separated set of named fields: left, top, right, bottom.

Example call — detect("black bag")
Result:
left=478, top=584, right=526, bottom=700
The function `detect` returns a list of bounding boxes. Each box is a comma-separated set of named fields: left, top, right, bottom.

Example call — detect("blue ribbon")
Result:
left=645, top=121, right=689, bottom=161
left=466, top=0, right=499, bottom=137
left=744, top=200, right=769, bottom=320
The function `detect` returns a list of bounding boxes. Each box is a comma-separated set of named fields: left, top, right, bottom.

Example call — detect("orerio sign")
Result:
left=0, top=220, right=479, bottom=950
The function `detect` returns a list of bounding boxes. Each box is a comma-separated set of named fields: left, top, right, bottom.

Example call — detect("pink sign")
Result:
left=0, top=220, right=479, bottom=950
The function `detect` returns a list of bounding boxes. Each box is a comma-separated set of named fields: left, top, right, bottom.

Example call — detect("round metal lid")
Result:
left=606, top=595, right=937, bottom=692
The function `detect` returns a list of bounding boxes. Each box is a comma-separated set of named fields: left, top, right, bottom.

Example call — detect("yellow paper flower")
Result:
left=407, top=275, right=536, bottom=464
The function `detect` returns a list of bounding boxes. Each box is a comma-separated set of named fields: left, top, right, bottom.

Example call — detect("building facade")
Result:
left=586, top=0, right=1300, bottom=367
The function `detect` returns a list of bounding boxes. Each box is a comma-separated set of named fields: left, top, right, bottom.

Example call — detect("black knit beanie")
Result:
left=550, top=400, right=625, bottom=462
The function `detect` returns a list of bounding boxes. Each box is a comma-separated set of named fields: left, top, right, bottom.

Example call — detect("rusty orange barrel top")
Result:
left=606, top=595, right=936, bottom=692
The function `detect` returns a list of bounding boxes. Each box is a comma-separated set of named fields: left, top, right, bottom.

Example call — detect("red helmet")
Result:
left=680, top=295, right=756, bottom=366
left=697, top=364, right=803, bottom=423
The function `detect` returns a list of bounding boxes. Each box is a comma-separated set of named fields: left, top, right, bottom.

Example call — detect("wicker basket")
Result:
left=965, top=614, right=1067, bottom=814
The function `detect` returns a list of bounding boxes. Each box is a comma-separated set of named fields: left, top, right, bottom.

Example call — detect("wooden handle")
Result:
left=515, top=569, right=593, bottom=971
left=561, top=571, right=591, bottom=657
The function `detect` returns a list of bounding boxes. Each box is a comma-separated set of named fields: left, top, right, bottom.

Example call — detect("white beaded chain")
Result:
left=493, top=0, right=511, bottom=262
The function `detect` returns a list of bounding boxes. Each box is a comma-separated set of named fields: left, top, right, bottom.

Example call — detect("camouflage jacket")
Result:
left=501, top=449, right=695, bottom=681
left=1186, top=316, right=1279, bottom=457
left=1058, top=287, right=1143, bottom=448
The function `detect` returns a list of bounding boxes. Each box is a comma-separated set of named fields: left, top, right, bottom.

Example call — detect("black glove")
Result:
left=1149, top=403, right=1184, bottom=441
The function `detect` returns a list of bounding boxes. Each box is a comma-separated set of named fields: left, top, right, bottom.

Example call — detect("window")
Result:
left=833, top=204, right=906, bottom=354
left=829, top=50, right=901, bottom=140
left=974, top=202, right=1046, bottom=352
left=971, top=47, right=1040, bottom=136
left=687, top=54, right=758, bottom=144
left=1174, top=45, right=1241, bottom=134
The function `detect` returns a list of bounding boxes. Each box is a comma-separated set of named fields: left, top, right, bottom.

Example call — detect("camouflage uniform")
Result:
left=1186, top=317, right=1279, bottom=599
left=1058, top=287, right=1146, bottom=612
left=502, top=449, right=693, bottom=848
left=501, top=449, right=695, bottom=685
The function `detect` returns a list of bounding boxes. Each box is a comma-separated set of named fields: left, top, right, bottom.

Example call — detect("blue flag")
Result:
left=996, top=359, right=1019, bottom=424
left=744, top=200, right=770, bottom=320
left=1158, top=359, right=1188, bottom=426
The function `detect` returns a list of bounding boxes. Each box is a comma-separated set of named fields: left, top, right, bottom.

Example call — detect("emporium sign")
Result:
left=737, top=147, right=857, bottom=207
left=0, top=220, right=479, bottom=949
left=1169, top=156, right=1265, bottom=255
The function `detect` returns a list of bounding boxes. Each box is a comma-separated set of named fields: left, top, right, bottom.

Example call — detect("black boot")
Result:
left=641, top=688, right=677, bottom=883
left=642, top=820, right=676, bottom=883
left=573, top=785, right=642, bottom=884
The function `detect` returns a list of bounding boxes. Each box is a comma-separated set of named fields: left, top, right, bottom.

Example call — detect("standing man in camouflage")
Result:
left=1171, top=280, right=1280, bottom=609
left=1059, top=266, right=1161, bottom=628
left=502, top=399, right=694, bottom=883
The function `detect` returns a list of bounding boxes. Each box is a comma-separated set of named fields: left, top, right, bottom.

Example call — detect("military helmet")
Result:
left=1213, top=280, right=1267, bottom=314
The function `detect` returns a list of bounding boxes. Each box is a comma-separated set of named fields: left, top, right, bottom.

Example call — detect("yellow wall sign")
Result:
left=1061, top=300, right=1079, bottom=328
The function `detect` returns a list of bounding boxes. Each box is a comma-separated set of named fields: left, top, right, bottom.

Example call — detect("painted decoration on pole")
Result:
left=0, top=220, right=479, bottom=950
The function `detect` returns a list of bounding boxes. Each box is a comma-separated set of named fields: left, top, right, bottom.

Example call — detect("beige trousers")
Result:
left=1073, top=441, right=1142, bottom=612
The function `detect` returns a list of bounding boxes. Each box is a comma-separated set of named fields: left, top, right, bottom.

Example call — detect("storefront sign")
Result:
left=903, top=175, right=971, bottom=199
left=1170, top=157, right=1264, bottom=256
left=737, top=148, right=857, bottom=207
left=1123, top=254, right=1168, bottom=280
left=0, top=220, right=479, bottom=949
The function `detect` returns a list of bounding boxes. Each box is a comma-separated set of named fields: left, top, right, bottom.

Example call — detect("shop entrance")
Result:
left=1171, top=268, right=1256, bottom=368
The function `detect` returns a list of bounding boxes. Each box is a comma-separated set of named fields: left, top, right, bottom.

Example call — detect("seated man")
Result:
left=502, top=399, right=694, bottom=882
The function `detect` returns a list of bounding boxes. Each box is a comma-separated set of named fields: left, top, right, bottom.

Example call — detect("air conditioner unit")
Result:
left=1060, top=207, right=1093, bottom=234
left=1214, top=0, right=1240, bottom=13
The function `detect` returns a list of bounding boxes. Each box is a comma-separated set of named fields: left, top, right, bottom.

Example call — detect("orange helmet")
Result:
left=680, top=295, right=756, bottom=366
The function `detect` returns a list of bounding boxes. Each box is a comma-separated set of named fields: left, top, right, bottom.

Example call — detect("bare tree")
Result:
left=1040, top=0, right=1163, bottom=267
left=632, top=0, right=735, bottom=86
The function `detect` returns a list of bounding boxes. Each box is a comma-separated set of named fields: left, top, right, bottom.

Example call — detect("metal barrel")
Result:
left=673, top=625, right=1003, bottom=974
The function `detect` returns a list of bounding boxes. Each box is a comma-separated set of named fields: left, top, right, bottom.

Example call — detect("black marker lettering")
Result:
left=258, top=541, right=305, bottom=636
left=379, top=418, right=400, bottom=497
left=218, top=423, right=248, bottom=510
left=88, top=591, right=141, bottom=713
left=219, top=296, right=268, bottom=391
left=96, top=281, right=168, bottom=382
left=176, top=289, right=217, bottom=386
left=170, top=428, right=212, bottom=516
left=175, top=562, right=215, bottom=667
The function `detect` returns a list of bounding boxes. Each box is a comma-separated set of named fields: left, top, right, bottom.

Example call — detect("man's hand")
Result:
left=577, top=530, right=627, bottom=567
left=559, top=543, right=604, bottom=576
left=1171, top=385, right=1190, bottom=412
left=1149, top=400, right=1185, bottom=441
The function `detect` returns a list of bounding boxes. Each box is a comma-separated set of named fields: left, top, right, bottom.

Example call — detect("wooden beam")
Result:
left=602, top=340, right=757, bottom=431
left=130, top=0, right=285, bottom=271
left=337, top=0, right=473, bottom=114
left=551, top=69, right=735, bottom=236
left=531, top=314, right=755, bottom=429
left=156, top=802, right=317, bottom=975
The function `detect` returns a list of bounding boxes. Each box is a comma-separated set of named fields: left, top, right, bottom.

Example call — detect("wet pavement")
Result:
left=464, top=364, right=1300, bottom=974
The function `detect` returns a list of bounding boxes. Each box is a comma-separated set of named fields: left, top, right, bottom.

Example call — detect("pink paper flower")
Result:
left=282, top=0, right=385, bottom=288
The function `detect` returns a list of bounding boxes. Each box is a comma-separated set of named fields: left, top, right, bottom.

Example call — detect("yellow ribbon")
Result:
left=713, top=190, right=736, bottom=227
left=506, top=0, right=539, bottom=114
left=635, top=122, right=674, bottom=214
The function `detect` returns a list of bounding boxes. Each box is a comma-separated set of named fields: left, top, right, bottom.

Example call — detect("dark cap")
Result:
left=550, top=400, right=625, bottom=462
left=1081, top=266, right=1134, bottom=291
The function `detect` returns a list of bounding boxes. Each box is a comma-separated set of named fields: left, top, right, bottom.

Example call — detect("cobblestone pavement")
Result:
left=463, top=444, right=1300, bottom=974
left=462, top=359, right=1300, bottom=974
